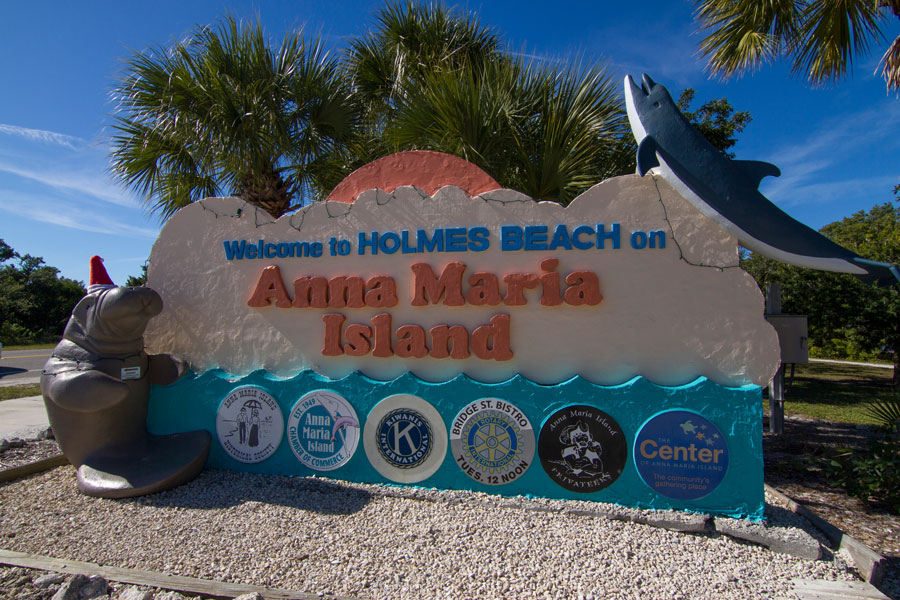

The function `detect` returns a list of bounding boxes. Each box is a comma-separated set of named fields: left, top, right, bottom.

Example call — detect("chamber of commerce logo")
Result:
left=634, top=410, right=729, bottom=500
left=287, top=390, right=360, bottom=471
left=451, top=398, right=534, bottom=485
left=364, top=394, right=448, bottom=483
left=538, top=405, right=626, bottom=493
left=215, top=386, right=283, bottom=463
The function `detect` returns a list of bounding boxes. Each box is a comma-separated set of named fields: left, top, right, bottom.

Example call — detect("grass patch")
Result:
left=0, top=384, right=41, bottom=401
left=767, top=362, right=895, bottom=425
left=1, top=343, right=56, bottom=351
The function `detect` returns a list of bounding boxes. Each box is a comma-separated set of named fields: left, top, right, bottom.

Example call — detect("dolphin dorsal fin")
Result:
left=636, top=137, right=661, bottom=176
left=734, top=160, right=781, bottom=187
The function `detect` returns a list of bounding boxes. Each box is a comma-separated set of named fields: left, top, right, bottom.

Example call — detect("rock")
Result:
left=155, top=592, right=188, bottom=600
left=52, top=575, right=90, bottom=600
left=39, top=427, right=56, bottom=440
left=234, top=593, right=264, bottom=600
left=50, top=574, right=108, bottom=600
left=116, top=587, right=153, bottom=600
left=33, top=572, right=65, bottom=588
left=7, top=437, right=26, bottom=448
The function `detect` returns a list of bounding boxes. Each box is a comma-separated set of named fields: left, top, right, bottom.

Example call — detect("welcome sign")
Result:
left=144, top=156, right=777, bottom=518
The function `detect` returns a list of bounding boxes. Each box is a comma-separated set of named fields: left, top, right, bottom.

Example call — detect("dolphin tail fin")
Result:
left=636, top=137, right=660, bottom=176
left=851, top=257, right=900, bottom=287
left=734, top=160, right=781, bottom=188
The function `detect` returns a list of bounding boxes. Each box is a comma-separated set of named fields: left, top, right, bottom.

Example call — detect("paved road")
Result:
left=0, top=348, right=49, bottom=387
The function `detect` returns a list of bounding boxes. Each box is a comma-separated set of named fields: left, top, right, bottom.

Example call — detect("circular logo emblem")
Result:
left=216, top=386, right=284, bottom=463
left=450, top=398, right=534, bottom=485
left=364, top=394, right=448, bottom=483
left=287, top=390, right=360, bottom=471
left=538, top=405, right=626, bottom=493
left=634, top=410, right=729, bottom=500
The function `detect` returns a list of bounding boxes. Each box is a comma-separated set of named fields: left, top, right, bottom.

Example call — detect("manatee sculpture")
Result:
left=41, top=256, right=210, bottom=498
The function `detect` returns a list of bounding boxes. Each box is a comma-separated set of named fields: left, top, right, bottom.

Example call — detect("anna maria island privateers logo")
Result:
left=634, top=410, right=729, bottom=500
left=364, top=394, right=448, bottom=484
left=538, top=405, right=626, bottom=492
left=216, top=386, right=284, bottom=463
left=287, top=390, right=360, bottom=471
left=451, top=398, right=534, bottom=485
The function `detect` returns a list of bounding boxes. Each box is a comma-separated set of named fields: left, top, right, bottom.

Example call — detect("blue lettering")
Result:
left=445, top=227, right=467, bottom=252
left=524, top=225, right=548, bottom=251
left=417, top=229, right=443, bottom=253
left=468, top=227, right=489, bottom=251
left=631, top=231, right=648, bottom=249
left=246, top=243, right=258, bottom=259
left=572, top=225, right=594, bottom=250
left=380, top=232, right=401, bottom=254
left=401, top=230, right=417, bottom=254
left=264, top=243, right=277, bottom=259
left=649, top=230, right=666, bottom=249
left=223, top=240, right=247, bottom=260
left=549, top=224, right=573, bottom=251
left=358, top=232, right=378, bottom=255
left=597, top=223, right=621, bottom=250
left=501, top=226, right=523, bottom=251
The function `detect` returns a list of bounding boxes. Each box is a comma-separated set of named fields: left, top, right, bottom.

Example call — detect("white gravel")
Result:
left=0, top=467, right=862, bottom=600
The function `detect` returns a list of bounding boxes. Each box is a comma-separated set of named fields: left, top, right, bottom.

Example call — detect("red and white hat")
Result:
left=88, top=255, right=115, bottom=294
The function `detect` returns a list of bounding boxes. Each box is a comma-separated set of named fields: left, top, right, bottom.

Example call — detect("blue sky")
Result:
left=1, top=1, right=898, bottom=285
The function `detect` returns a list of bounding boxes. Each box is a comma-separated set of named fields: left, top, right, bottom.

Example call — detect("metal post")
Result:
left=769, top=364, right=785, bottom=434
left=765, top=283, right=785, bottom=434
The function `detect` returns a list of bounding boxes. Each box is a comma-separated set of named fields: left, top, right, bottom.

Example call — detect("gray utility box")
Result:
left=765, top=314, right=809, bottom=364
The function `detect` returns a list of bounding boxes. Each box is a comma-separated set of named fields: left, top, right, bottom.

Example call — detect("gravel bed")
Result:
left=0, top=466, right=862, bottom=600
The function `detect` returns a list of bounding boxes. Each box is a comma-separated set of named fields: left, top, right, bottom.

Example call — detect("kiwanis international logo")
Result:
left=287, top=390, right=360, bottom=472
left=377, top=408, right=433, bottom=469
left=364, top=394, right=448, bottom=484
left=215, top=386, right=284, bottom=464
left=451, top=398, right=534, bottom=485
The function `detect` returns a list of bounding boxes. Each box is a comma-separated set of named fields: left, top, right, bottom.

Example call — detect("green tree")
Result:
left=676, top=89, right=752, bottom=158
left=125, top=264, right=148, bottom=287
left=694, top=0, right=900, bottom=90
left=742, top=203, right=900, bottom=383
left=110, top=16, right=358, bottom=219
left=0, top=241, right=85, bottom=344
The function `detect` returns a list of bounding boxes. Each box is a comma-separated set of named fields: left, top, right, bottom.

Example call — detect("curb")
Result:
left=765, top=484, right=887, bottom=586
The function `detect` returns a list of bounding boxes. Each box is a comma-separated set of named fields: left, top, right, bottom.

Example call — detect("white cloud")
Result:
left=0, top=123, right=85, bottom=150
left=0, top=159, right=137, bottom=208
left=0, top=192, right=158, bottom=239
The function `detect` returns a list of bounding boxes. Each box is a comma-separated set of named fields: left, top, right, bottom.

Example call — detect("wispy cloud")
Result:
left=0, top=159, right=136, bottom=208
left=0, top=192, right=158, bottom=239
left=761, top=99, right=900, bottom=208
left=0, top=123, right=86, bottom=150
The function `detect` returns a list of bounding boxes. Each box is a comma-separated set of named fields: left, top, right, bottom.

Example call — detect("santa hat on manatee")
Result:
left=88, top=255, right=115, bottom=294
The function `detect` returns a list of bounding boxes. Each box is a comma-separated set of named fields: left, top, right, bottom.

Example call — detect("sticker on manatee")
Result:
left=538, top=405, right=626, bottom=493
left=450, top=398, right=534, bottom=485
left=216, top=386, right=284, bottom=463
left=287, top=390, right=360, bottom=471
left=364, top=394, right=448, bottom=484
left=634, top=409, right=729, bottom=500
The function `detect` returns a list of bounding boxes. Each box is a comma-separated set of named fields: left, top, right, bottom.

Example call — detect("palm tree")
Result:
left=386, top=56, right=630, bottom=204
left=110, top=16, right=358, bottom=219
left=694, top=0, right=900, bottom=91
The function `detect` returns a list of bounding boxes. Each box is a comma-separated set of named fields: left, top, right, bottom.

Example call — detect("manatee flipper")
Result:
left=77, top=430, right=211, bottom=498
left=636, top=137, right=661, bottom=176
left=43, top=370, right=129, bottom=412
left=733, top=160, right=781, bottom=187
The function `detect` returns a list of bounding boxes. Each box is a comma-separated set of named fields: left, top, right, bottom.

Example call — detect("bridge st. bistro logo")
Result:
left=451, top=398, right=534, bottom=485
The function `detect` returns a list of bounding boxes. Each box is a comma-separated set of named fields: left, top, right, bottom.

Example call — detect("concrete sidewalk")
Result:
left=0, top=395, right=50, bottom=442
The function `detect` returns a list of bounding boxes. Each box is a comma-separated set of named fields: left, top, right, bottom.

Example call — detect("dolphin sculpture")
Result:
left=624, top=73, right=900, bottom=286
